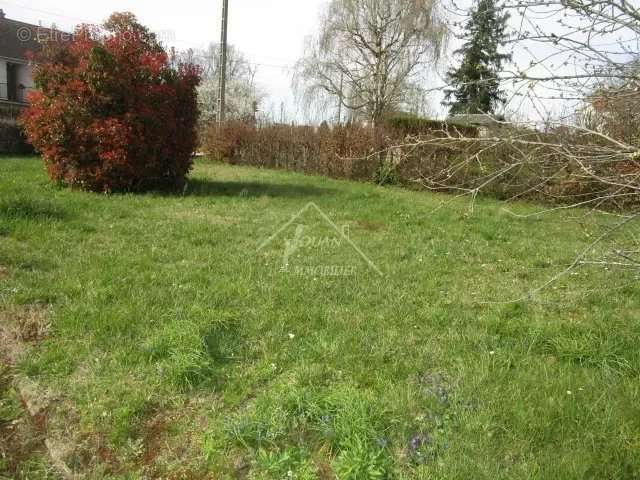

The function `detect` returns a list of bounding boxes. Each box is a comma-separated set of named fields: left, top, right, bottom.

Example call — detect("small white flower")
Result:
left=567, top=390, right=572, bottom=395
left=489, top=351, right=495, bottom=355
left=288, top=333, right=295, bottom=339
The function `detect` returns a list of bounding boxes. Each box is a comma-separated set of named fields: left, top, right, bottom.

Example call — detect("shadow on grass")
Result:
left=0, top=197, right=67, bottom=221
left=181, top=179, right=336, bottom=198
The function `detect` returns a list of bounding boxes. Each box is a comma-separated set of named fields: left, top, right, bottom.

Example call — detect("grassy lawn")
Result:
left=1, top=156, right=639, bottom=479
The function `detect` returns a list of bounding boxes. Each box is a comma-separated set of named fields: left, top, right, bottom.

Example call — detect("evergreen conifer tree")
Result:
left=443, top=0, right=511, bottom=115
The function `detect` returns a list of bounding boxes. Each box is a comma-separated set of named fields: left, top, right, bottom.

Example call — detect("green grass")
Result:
left=1, top=156, right=639, bottom=479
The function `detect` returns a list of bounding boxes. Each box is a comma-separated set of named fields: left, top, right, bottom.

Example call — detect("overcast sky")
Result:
left=0, top=0, right=523, bottom=121
left=2, top=0, right=631, bottom=124
left=0, top=0, right=328, bottom=120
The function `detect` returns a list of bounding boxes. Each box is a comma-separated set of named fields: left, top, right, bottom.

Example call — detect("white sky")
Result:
left=0, top=0, right=552, bottom=122
left=1, top=0, right=633, bottom=124
left=0, top=0, right=327, bottom=120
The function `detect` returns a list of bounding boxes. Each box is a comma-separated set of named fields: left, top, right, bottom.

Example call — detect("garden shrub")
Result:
left=19, top=12, right=201, bottom=192
left=373, top=156, right=400, bottom=186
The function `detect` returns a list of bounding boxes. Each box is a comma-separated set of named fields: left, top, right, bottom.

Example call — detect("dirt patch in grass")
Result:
left=0, top=305, right=82, bottom=468
left=137, top=397, right=221, bottom=478
left=0, top=304, right=75, bottom=478
left=0, top=265, right=8, bottom=280
left=69, top=433, right=123, bottom=475
left=0, top=304, right=50, bottom=365
left=141, top=412, right=169, bottom=466
left=0, top=368, right=50, bottom=478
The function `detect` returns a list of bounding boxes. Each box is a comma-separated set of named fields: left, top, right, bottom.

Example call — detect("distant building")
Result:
left=0, top=9, right=41, bottom=109
left=0, top=9, right=54, bottom=152
left=447, top=113, right=508, bottom=137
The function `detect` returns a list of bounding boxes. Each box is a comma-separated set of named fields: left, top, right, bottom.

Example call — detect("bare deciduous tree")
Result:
left=295, top=0, right=449, bottom=126
left=378, top=0, right=640, bottom=287
left=580, top=62, right=640, bottom=146
left=181, top=43, right=265, bottom=122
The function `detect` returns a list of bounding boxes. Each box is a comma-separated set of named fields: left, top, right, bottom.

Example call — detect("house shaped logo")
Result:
left=257, top=202, right=383, bottom=277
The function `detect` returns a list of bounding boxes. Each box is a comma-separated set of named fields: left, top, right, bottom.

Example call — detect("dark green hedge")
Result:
left=384, top=114, right=479, bottom=137
left=0, top=123, right=34, bottom=154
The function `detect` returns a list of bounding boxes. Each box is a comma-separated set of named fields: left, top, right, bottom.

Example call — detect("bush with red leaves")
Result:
left=20, top=13, right=201, bottom=192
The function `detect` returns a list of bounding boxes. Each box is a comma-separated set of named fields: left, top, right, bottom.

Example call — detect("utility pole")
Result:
left=217, top=0, right=229, bottom=125
left=337, top=72, right=344, bottom=125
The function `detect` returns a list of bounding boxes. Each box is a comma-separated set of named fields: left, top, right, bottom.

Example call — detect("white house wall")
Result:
left=0, top=60, right=7, bottom=99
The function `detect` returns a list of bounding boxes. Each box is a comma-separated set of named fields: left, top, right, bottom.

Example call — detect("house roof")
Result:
left=0, top=10, right=56, bottom=62
left=447, top=114, right=504, bottom=127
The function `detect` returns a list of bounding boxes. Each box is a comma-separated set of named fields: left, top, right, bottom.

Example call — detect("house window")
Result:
left=0, top=63, right=6, bottom=100
left=1, top=63, right=28, bottom=103
left=6, top=63, right=17, bottom=102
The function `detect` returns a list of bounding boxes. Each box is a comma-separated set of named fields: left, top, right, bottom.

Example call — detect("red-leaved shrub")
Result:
left=20, top=13, right=201, bottom=192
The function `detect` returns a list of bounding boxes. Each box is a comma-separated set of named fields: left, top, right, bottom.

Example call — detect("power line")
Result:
left=3, top=0, right=296, bottom=71
left=0, top=0, right=88, bottom=24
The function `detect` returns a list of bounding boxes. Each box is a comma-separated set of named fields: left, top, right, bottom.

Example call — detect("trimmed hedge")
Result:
left=202, top=121, right=638, bottom=209
left=0, top=123, right=34, bottom=154
left=384, top=114, right=479, bottom=137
